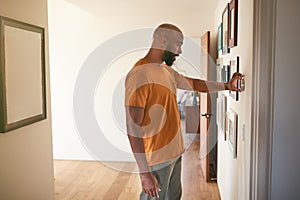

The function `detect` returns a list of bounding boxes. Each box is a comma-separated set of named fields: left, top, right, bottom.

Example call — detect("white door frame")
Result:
left=250, top=0, right=277, bottom=199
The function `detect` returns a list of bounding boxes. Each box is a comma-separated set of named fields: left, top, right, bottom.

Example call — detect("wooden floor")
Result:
left=54, top=138, right=220, bottom=200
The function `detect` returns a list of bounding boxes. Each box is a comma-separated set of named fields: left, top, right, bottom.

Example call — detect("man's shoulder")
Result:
left=127, top=59, right=152, bottom=75
left=134, top=58, right=147, bottom=67
left=126, top=59, right=148, bottom=83
left=132, top=58, right=153, bottom=70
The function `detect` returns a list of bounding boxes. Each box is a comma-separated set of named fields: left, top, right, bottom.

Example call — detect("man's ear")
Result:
left=160, top=34, right=168, bottom=49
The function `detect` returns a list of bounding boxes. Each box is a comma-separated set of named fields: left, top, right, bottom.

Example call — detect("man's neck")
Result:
left=144, top=48, right=164, bottom=64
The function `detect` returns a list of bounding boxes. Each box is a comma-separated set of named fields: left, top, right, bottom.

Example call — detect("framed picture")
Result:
left=218, top=23, right=222, bottom=51
left=226, top=108, right=238, bottom=159
left=217, top=94, right=227, bottom=140
left=222, top=95, right=227, bottom=140
left=228, top=0, right=238, bottom=48
left=222, top=3, right=230, bottom=55
left=229, top=56, right=239, bottom=101
left=225, top=109, right=229, bottom=138
left=216, top=57, right=223, bottom=82
left=0, top=16, right=46, bottom=133
left=222, top=65, right=230, bottom=82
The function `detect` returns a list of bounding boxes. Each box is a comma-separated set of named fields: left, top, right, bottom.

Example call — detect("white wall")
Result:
left=0, top=0, right=55, bottom=200
left=214, top=0, right=253, bottom=200
left=48, top=0, right=219, bottom=161
left=271, top=0, right=300, bottom=199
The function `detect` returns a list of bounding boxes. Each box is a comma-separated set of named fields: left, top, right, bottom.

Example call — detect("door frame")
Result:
left=250, top=0, right=277, bottom=199
left=199, top=31, right=211, bottom=182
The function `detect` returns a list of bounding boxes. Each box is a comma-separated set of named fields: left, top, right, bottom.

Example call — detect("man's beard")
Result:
left=162, top=50, right=177, bottom=66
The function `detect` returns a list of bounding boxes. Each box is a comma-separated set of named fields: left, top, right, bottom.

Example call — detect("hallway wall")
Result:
left=0, top=0, right=55, bottom=199
left=214, top=0, right=254, bottom=200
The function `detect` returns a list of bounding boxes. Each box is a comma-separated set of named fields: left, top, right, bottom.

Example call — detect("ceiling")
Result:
left=66, top=0, right=220, bottom=16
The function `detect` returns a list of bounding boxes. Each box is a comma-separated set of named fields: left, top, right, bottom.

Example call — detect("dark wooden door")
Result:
left=199, top=31, right=217, bottom=182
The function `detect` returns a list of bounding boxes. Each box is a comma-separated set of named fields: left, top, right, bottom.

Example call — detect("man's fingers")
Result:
left=232, top=72, right=244, bottom=81
left=143, top=187, right=160, bottom=198
left=154, top=185, right=161, bottom=198
left=145, top=189, right=154, bottom=198
left=148, top=190, right=154, bottom=198
left=149, top=184, right=160, bottom=198
left=153, top=190, right=159, bottom=198
left=233, top=72, right=244, bottom=77
left=147, top=189, right=159, bottom=198
left=232, top=88, right=241, bottom=92
left=152, top=186, right=161, bottom=198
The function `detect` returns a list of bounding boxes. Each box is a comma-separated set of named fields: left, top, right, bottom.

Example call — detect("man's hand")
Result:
left=141, top=172, right=161, bottom=198
left=228, top=72, right=244, bottom=92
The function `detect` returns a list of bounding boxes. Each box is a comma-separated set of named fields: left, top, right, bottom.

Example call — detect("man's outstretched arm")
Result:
left=177, top=72, right=244, bottom=93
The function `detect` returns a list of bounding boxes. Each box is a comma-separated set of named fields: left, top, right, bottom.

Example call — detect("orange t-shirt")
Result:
left=125, top=58, right=185, bottom=166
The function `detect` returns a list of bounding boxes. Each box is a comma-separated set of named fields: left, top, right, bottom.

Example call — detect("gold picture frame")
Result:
left=226, top=108, right=238, bottom=159
left=0, top=16, right=46, bottom=133
left=229, top=56, right=240, bottom=101
left=222, top=3, right=230, bottom=55
left=228, top=0, right=238, bottom=48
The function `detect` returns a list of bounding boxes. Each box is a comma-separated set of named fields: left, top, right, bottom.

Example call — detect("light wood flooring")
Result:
left=54, top=138, right=220, bottom=200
